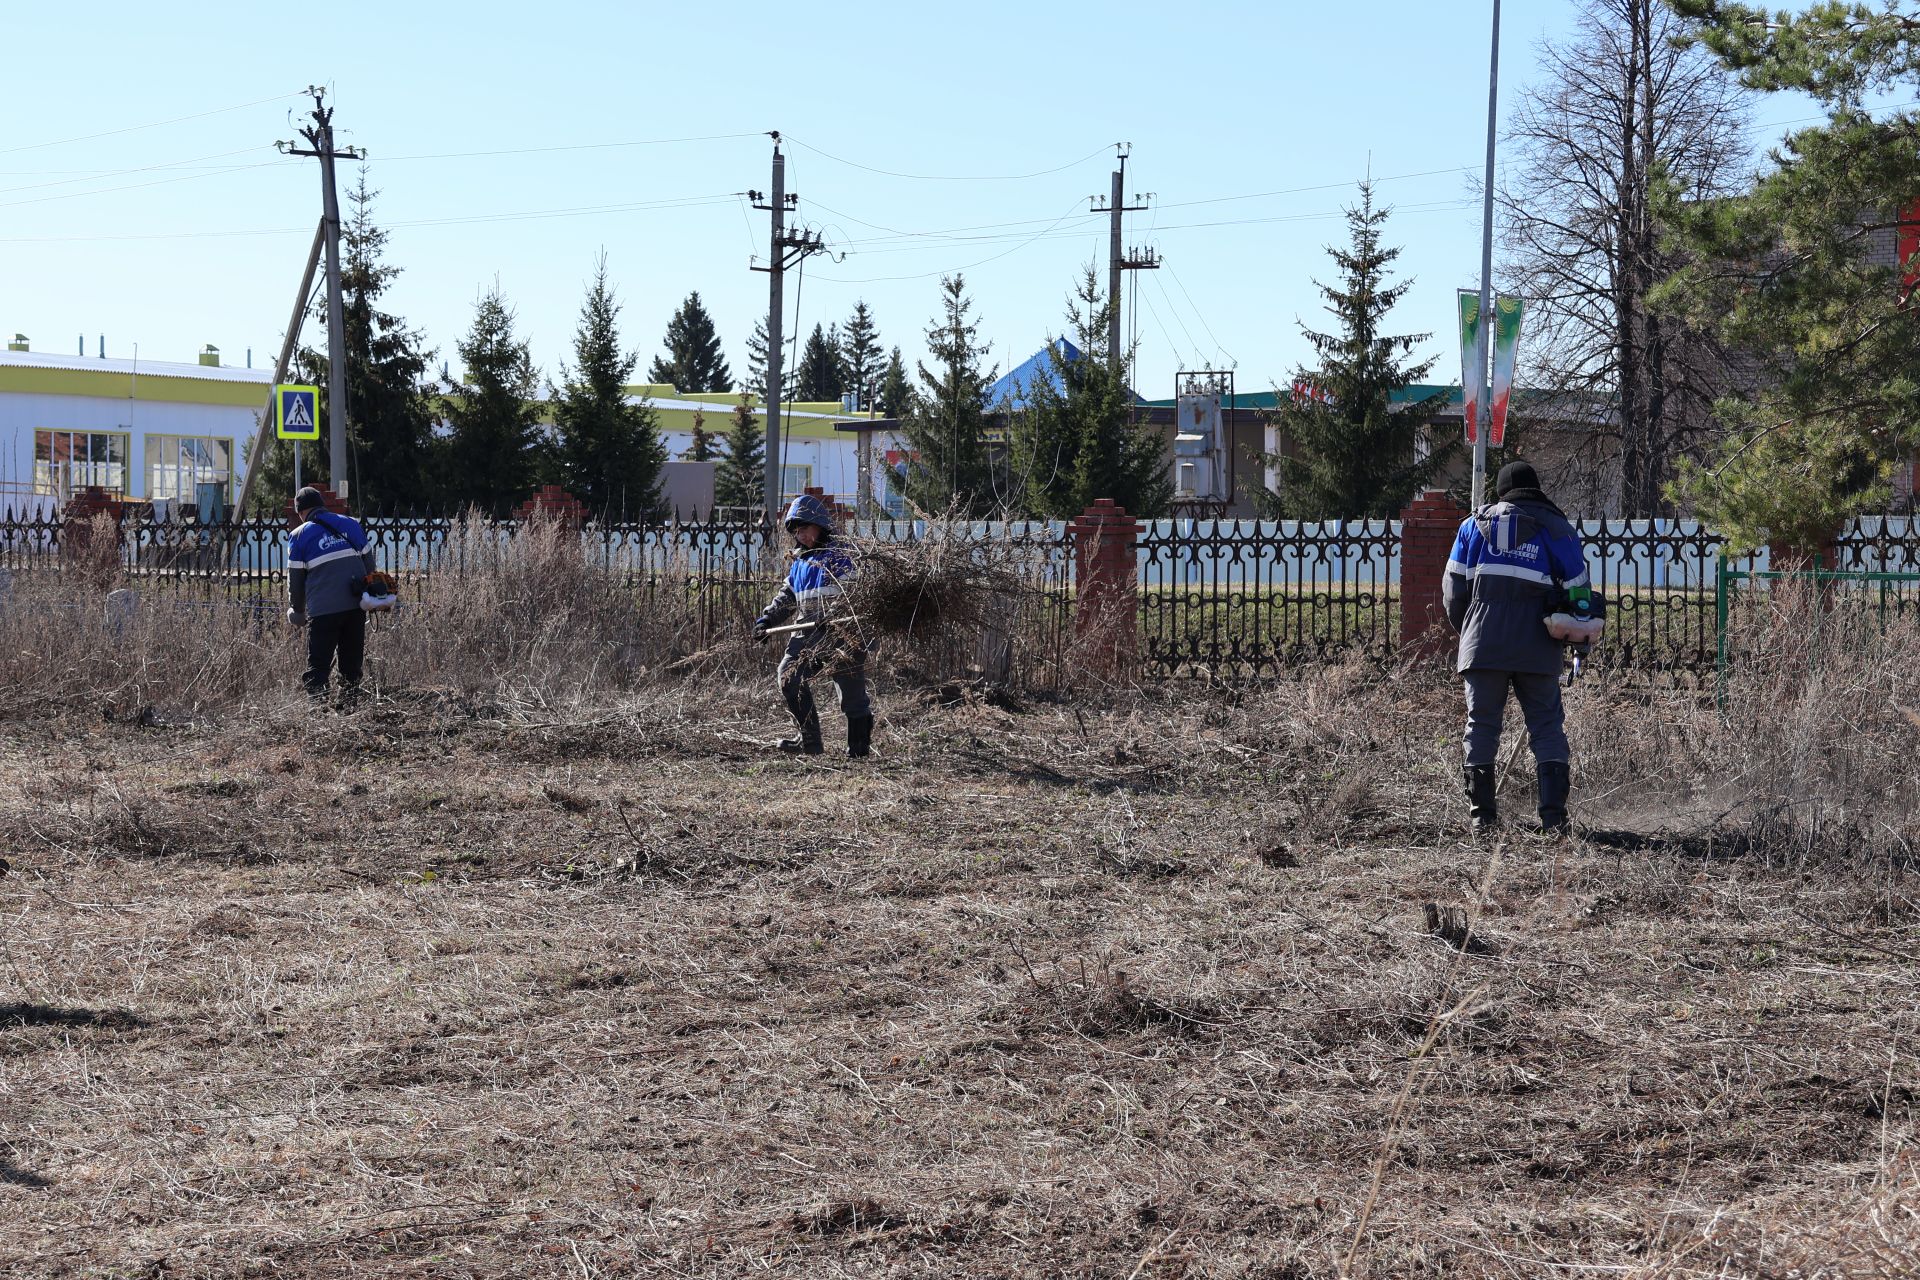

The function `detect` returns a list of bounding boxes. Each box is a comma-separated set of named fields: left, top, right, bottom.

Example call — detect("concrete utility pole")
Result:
left=1471, top=0, right=1502, bottom=511
left=283, top=86, right=362, bottom=499
left=1090, top=146, right=1159, bottom=378
left=749, top=133, right=826, bottom=520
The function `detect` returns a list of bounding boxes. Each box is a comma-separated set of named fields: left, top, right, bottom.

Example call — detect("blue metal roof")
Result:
left=985, top=339, right=1144, bottom=410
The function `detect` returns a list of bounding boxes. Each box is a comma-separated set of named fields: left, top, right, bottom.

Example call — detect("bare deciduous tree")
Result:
left=1499, top=0, right=1749, bottom=515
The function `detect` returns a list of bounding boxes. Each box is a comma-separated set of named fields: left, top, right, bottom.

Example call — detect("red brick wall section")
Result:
left=63, top=486, right=130, bottom=577
left=514, top=485, right=588, bottom=527
left=1399, top=489, right=1468, bottom=658
left=1069, top=499, right=1141, bottom=676
left=284, top=485, right=351, bottom=526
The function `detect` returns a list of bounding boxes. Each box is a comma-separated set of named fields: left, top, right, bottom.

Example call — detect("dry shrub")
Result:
left=0, top=511, right=773, bottom=721
left=0, top=560, right=292, bottom=720
left=1577, top=580, right=1920, bottom=872
left=377, top=511, right=717, bottom=704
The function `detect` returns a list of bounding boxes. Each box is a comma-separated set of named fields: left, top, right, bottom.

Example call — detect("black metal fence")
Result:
left=3, top=509, right=1914, bottom=683
left=1137, top=518, right=1398, bottom=679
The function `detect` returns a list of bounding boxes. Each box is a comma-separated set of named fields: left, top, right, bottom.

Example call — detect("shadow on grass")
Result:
left=0, top=1002, right=146, bottom=1031
left=0, top=1156, right=51, bottom=1188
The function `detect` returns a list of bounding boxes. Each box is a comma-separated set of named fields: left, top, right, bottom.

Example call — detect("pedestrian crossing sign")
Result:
left=275, top=385, right=320, bottom=441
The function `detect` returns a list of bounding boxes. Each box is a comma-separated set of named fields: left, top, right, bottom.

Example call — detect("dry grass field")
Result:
left=2, top=541, right=1918, bottom=1277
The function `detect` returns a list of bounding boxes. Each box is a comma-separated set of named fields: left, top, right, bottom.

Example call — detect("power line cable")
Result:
left=0, top=191, right=745, bottom=243
left=373, top=130, right=764, bottom=162
left=783, top=135, right=1114, bottom=182
left=815, top=198, right=1096, bottom=284
left=0, top=158, right=291, bottom=209
left=0, top=91, right=304, bottom=157
left=1166, top=262, right=1237, bottom=368
left=0, top=145, right=275, bottom=195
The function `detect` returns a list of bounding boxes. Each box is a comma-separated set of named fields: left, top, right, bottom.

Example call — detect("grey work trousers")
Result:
left=1462, top=669, right=1568, bottom=767
left=777, top=628, right=871, bottom=726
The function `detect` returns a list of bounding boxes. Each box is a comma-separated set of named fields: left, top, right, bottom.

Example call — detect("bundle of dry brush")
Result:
left=809, top=516, right=1065, bottom=690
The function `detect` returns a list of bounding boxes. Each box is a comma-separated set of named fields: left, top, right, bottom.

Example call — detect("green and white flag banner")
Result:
left=1457, top=290, right=1486, bottom=446
left=1489, top=294, right=1524, bottom=449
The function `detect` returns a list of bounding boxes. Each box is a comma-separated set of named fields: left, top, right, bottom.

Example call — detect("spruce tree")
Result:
left=443, top=283, right=545, bottom=516
left=840, top=301, right=884, bottom=409
left=1010, top=266, right=1170, bottom=518
left=793, top=323, right=844, bottom=402
left=550, top=254, right=667, bottom=519
left=1658, top=1, right=1920, bottom=550
left=878, top=346, right=912, bottom=418
left=1265, top=183, right=1450, bottom=519
left=296, top=168, right=437, bottom=510
left=647, top=290, right=732, bottom=392
left=714, top=393, right=765, bottom=511
left=745, top=316, right=770, bottom=397
left=900, top=275, right=998, bottom=515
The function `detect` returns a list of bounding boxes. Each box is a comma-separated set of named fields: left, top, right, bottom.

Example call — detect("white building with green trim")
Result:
left=0, top=336, right=269, bottom=518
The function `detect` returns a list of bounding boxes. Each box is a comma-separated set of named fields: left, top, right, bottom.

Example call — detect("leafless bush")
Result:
left=1576, top=581, right=1920, bottom=871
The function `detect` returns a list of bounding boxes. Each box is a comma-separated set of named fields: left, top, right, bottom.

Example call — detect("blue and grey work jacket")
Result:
left=1442, top=495, right=1591, bottom=675
left=288, top=510, right=376, bottom=619
left=757, top=541, right=857, bottom=630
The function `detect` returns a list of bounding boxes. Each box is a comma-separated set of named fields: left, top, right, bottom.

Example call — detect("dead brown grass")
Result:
left=0, top=645, right=1915, bottom=1277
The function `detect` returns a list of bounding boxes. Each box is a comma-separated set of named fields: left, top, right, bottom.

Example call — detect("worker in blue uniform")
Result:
left=1443, top=461, right=1595, bottom=834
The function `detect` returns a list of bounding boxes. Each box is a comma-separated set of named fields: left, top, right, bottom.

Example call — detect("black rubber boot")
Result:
left=779, top=680, right=824, bottom=755
left=1464, top=765, right=1499, bottom=833
left=1537, top=761, right=1571, bottom=834
left=847, top=714, right=874, bottom=759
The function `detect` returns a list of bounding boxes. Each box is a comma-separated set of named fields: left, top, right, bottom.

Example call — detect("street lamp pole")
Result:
left=1471, top=0, right=1502, bottom=511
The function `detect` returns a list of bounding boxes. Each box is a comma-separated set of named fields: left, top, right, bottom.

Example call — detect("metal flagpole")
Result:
left=1471, top=0, right=1502, bottom=511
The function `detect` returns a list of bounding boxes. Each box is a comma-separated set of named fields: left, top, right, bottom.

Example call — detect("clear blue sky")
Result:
left=0, top=1, right=1823, bottom=405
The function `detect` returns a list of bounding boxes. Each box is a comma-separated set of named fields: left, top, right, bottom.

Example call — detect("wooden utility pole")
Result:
left=283, top=86, right=362, bottom=498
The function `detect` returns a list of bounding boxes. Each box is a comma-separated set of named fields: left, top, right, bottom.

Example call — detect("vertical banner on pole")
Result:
left=1489, top=294, right=1524, bottom=449
left=1457, top=290, right=1486, bottom=446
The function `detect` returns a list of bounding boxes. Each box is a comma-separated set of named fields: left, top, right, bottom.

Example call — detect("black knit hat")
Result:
left=294, top=486, right=325, bottom=513
left=1495, top=460, right=1541, bottom=497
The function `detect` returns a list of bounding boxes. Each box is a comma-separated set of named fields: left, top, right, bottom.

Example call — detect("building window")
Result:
left=33, top=429, right=130, bottom=498
left=780, top=464, right=812, bottom=501
left=1414, top=429, right=1432, bottom=465
left=145, top=435, right=233, bottom=508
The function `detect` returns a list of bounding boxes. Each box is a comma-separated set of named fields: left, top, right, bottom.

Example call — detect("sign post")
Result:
left=275, top=384, right=319, bottom=501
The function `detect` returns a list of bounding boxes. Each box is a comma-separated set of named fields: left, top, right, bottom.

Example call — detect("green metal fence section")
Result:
left=1713, top=555, right=1920, bottom=708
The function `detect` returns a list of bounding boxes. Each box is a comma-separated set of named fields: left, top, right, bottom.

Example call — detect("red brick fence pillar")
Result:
left=1069, top=498, right=1142, bottom=677
left=514, top=485, right=589, bottom=527
left=1399, top=488, right=1467, bottom=659
left=284, top=484, right=351, bottom=525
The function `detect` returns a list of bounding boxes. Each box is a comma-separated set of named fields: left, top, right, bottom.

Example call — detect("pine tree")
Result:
left=1010, top=266, right=1170, bottom=518
left=647, top=291, right=732, bottom=392
left=878, top=346, right=912, bottom=418
left=1657, top=1, right=1920, bottom=550
left=840, top=301, right=884, bottom=409
left=900, top=275, right=998, bottom=515
left=1265, top=183, right=1451, bottom=520
left=793, top=323, right=844, bottom=402
left=442, top=282, right=545, bottom=516
left=296, top=168, right=437, bottom=510
left=685, top=409, right=715, bottom=461
left=550, top=253, right=668, bottom=519
left=714, top=393, right=765, bottom=511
